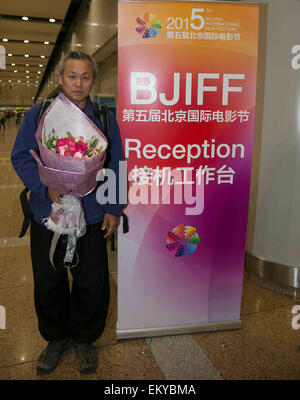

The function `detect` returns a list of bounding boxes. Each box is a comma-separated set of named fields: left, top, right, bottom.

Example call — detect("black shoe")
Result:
left=74, top=342, right=98, bottom=374
left=36, top=337, right=72, bottom=374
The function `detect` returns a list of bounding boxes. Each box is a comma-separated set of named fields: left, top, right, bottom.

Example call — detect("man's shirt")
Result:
left=11, top=96, right=126, bottom=225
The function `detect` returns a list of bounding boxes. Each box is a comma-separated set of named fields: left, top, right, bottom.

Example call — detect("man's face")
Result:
left=58, top=58, right=94, bottom=108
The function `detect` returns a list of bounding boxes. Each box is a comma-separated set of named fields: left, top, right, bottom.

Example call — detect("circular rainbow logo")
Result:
left=166, top=224, right=200, bottom=257
left=136, top=12, right=161, bottom=39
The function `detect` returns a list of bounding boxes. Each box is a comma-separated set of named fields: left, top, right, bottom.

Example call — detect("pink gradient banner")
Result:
left=117, top=1, right=259, bottom=338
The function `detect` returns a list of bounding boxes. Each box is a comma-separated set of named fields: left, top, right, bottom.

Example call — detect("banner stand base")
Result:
left=116, top=319, right=241, bottom=340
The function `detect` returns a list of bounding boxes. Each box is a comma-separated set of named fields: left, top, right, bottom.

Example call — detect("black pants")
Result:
left=30, top=219, right=110, bottom=343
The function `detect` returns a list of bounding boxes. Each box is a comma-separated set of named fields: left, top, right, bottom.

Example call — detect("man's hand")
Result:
left=47, top=188, right=63, bottom=204
left=101, top=213, right=120, bottom=239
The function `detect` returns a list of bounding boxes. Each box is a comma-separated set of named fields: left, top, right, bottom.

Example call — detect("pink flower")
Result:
left=58, top=146, right=65, bottom=155
left=76, top=148, right=85, bottom=155
left=66, top=139, right=76, bottom=156
left=74, top=152, right=83, bottom=159
left=53, top=135, right=91, bottom=159
left=57, top=138, right=67, bottom=153
left=57, top=138, right=67, bottom=147
left=76, top=141, right=88, bottom=155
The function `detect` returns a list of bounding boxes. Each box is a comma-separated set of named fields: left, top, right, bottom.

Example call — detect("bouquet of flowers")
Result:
left=45, top=131, right=103, bottom=160
left=30, top=92, right=108, bottom=268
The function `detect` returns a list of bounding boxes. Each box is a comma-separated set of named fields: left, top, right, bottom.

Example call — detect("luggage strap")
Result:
left=19, top=187, right=33, bottom=238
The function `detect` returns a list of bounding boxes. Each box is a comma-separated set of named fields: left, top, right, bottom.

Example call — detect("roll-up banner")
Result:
left=117, top=0, right=259, bottom=339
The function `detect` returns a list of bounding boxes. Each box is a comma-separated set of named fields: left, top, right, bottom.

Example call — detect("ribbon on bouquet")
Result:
left=43, top=195, right=86, bottom=269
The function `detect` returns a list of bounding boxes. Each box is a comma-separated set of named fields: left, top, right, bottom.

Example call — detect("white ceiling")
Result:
left=0, top=0, right=71, bottom=19
left=0, top=0, right=71, bottom=97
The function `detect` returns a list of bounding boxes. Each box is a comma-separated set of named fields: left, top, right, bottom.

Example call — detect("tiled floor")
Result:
left=0, top=125, right=300, bottom=380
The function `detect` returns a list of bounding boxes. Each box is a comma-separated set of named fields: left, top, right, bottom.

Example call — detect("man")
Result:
left=11, top=52, right=125, bottom=374
left=0, top=111, right=6, bottom=130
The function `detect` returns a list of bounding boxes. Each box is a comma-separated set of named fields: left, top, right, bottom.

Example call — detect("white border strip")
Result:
left=117, top=320, right=241, bottom=339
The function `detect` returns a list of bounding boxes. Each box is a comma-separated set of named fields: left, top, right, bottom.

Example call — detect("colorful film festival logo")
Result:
left=136, top=13, right=161, bottom=39
left=166, top=224, right=200, bottom=257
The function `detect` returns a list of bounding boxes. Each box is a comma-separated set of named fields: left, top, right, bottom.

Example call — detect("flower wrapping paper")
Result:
left=29, top=92, right=108, bottom=267
left=30, top=92, right=108, bottom=197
